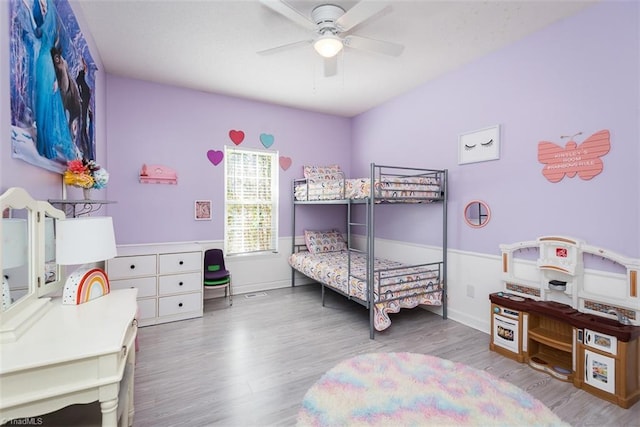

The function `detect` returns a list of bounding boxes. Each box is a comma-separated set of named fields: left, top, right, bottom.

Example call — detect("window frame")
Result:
left=224, top=146, right=279, bottom=256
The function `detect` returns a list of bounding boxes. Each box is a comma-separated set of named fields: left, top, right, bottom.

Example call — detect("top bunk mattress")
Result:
left=294, top=176, right=442, bottom=202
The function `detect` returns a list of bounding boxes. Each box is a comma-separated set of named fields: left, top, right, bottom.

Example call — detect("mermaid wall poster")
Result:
left=9, top=0, right=97, bottom=173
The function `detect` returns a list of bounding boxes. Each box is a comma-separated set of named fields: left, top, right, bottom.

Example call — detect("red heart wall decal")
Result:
left=279, top=156, right=292, bottom=171
left=207, top=150, right=224, bottom=166
left=229, top=130, right=245, bottom=145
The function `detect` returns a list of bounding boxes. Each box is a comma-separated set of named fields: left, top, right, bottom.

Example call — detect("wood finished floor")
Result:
left=30, top=285, right=640, bottom=426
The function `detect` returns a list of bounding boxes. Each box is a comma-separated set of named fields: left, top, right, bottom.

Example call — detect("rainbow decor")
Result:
left=62, top=267, right=111, bottom=305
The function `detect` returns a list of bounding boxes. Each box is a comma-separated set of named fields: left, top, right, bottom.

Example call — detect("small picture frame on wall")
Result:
left=458, top=124, right=501, bottom=165
left=194, top=200, right=212, bottom=221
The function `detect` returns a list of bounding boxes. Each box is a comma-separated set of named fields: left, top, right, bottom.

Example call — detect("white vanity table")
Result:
left=0, top=289, right=138, bottom=426
left=0, top=188, right=138, bottom=426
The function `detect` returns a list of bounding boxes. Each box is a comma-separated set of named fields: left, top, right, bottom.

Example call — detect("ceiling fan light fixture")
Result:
left=314, top=35, right=343, bottom=58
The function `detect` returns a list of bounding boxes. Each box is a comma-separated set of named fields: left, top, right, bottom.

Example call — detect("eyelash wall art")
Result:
left=458, top=125, right=501, bottom=164
left=464, top=139, right=494, bottom=151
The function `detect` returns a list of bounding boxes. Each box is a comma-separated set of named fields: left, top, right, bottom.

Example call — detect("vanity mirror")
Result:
left=36, top=204, right=65, bottom=297
left=464, top=200, right=491, bottom=228
left=0, top=188, right=65, bottom=342
left=2, top=215, right=29, bottom=310
left=2, top=197, right=32, bottom=312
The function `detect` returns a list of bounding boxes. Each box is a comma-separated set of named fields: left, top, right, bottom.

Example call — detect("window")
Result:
left=224, top=146, right=278, bottom=255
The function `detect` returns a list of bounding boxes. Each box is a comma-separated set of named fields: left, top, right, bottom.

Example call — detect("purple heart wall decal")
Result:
left=207, top=150, right=224, bottom=166
left=260, top=133, right=275, bottom=148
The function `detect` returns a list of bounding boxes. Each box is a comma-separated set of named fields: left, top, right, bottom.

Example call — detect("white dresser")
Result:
left=107, top=243, right=203, bottom=326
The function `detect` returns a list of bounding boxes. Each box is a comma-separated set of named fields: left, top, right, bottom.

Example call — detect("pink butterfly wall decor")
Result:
left=538, top=129, right=610, bottom=183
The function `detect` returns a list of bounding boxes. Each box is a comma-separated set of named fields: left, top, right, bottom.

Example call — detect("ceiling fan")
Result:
left=258, top=0, right=405, bottom=77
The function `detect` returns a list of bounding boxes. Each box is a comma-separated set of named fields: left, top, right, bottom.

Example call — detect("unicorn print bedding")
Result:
left=293, top=168, right=442, bottom=202
left=289, top=248, right=443, bottom=331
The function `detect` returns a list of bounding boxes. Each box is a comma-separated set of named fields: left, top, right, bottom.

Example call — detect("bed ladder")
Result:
left=346, top=200, right=370, bottom=303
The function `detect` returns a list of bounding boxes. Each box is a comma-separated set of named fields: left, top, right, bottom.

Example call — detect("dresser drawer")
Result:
left=158, top=292, right=202, bottom=316
left=137, top=298, right=157, bottom=320
left=158, top=272, right=201, bottom=295
left=108, top=255, right=157, bottom=279
left=159, top=252, right=201, bottom=274
left=110, top=277, right=157, bottom=298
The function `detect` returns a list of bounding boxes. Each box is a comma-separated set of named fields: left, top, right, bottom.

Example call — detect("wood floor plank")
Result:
left=28, top=285, right=640, bottom=426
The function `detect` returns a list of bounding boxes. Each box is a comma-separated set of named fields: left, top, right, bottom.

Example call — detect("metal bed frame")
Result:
left=290, top=163, right=448, bottom=339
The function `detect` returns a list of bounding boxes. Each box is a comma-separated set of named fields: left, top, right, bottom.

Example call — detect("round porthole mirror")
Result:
left=464, top=200, right=491, bottom=228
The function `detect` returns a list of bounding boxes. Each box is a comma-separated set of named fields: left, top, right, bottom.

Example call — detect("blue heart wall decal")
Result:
left=260, top=133, right=275, bottom=148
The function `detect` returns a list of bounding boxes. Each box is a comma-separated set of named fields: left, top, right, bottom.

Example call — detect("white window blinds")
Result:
left=224, top=147, right=279, bottom=255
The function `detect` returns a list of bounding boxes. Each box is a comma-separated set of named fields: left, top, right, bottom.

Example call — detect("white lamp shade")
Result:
left=2, top=218, right=27, bottom=269
left=314, top=35, right=343, bottom=58
left=56, top=217, right=117, bottom=265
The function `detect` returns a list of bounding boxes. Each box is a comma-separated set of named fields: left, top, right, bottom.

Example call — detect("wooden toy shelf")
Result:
left=493, top=236, right=640, bottom=407
left=527, top=313, right=574, bottom=381
left=490, top=292, right=640, bottom=408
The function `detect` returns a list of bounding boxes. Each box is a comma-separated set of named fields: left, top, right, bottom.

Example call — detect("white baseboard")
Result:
left=189, top=237, right=500, bottom=335
left=446, top=307, right=491, bottom=335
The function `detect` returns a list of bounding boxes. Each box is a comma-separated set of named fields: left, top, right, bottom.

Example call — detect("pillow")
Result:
left=303, top=165, right=341, bottom=179
left=307, top=172, right=344, bottom=182
left=304, top=230, right=347, bottom=254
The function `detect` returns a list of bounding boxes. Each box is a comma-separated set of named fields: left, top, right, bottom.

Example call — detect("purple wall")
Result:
left=352, top=1, right=640, bottom=257
left=3, top=1, right=638, bottom=260
left=105, top=76, right=351, bottom=244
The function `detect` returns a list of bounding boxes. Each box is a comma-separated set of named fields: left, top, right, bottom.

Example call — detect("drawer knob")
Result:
left=130, top=265, right=136, bottom=270
left=178, top=302, right=183, bottom=307
left=179, top=282, right=184, bottom=286
left=179, top=261, right=184, bottom=265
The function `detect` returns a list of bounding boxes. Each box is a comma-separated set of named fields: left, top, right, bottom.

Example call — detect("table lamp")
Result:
left=2, top=219, right=28, bottom=310
left=56, top=217, right=117, bottom=305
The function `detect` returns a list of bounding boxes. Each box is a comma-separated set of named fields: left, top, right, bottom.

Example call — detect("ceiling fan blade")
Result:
left=324, top=56, right=337, bottom=77
left=257, top=39, right=313, bottom=56
left=344, top=34, right=404, bottom=57
left=335, top=1, right=391, bottom=32
left=260, top=0, right=316, bottom=31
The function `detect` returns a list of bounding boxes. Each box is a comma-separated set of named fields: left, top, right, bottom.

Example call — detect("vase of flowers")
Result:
left=63, top=159, right=109, bottom=199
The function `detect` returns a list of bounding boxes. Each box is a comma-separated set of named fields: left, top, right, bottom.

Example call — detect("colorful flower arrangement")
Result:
left=63, top=159, right=109, bottom=189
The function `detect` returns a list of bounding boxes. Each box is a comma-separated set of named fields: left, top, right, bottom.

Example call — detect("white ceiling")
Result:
left=76, top=0, right=597, bottom=117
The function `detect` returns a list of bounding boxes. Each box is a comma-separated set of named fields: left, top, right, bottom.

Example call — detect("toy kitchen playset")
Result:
left=490, top=236, right=640, bottom=408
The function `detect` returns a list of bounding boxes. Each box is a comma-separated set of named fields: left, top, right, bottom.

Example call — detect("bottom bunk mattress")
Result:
left=289, top=251, right=442, bottom=331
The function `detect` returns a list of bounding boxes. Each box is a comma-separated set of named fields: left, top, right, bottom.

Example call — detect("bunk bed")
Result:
left=289, top=163, right=448, bottom=339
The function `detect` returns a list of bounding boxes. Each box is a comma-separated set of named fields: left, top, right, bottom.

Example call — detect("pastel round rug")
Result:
left=297, top=352, right=569, bottom=426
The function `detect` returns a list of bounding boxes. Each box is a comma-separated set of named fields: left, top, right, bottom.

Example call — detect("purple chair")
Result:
left=203, top=249, right=232, bottom=305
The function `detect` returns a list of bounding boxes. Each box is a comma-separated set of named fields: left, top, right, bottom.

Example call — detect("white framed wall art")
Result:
left=458, top=124, right=501, bottom=165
